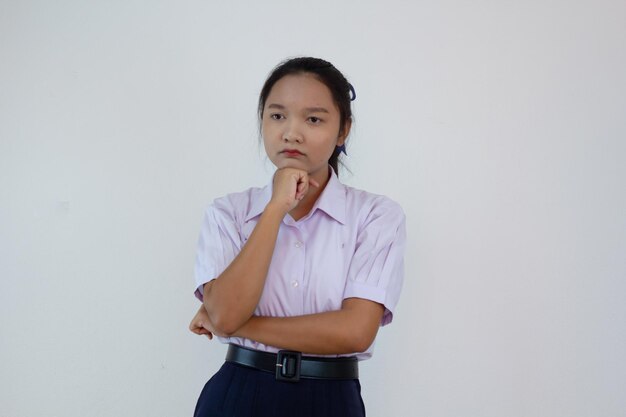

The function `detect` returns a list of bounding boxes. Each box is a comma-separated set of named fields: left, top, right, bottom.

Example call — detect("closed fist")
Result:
left=270, top=168, right=320, bottom=212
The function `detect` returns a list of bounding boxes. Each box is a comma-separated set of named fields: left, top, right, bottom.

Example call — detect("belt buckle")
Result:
left=275, top=350, right=302, bottom=382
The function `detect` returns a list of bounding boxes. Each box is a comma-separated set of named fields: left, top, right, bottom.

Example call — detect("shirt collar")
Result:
left=244, top=166, right=346, bottom=224
left=245, top=184, right=272, bottom=222
left=312, top=166, right=346, bottom=224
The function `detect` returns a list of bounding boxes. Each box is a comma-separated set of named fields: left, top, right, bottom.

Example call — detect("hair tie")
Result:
left=348, top=83, right=356, bottom=101
left=335, top=144, right=347, bottom=155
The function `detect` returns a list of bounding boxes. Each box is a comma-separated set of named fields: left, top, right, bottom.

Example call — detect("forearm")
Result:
left=203, top=203, right=285, bottom=334
left=232, top=299, right=384, bottom=355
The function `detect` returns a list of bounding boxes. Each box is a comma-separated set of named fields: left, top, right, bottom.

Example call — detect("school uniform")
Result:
left=193, top=167, right=406, bottom=417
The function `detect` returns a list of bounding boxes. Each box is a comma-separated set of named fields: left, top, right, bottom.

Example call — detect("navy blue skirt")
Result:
left=193, top=362, right=366, bottom=417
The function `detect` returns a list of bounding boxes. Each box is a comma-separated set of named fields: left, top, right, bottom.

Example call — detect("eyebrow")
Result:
left=267, top=103, right=330, bottom=113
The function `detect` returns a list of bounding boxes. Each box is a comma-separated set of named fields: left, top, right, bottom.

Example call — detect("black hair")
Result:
left=258, top=57, right=354, bottom=174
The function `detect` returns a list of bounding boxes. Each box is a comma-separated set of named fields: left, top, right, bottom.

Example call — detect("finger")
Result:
left=295, top=177, right=309, bottom=200
left=309, top=178, right=320, bottom=188
left=295, top=185, right=303, bottom=200
left=191, top=327, right=207, bottom=335
left=191, top=319, right=211, bottom=333
left=201, top=322, right=215, bottom=334
left=198, top=328, right=214, bottom=338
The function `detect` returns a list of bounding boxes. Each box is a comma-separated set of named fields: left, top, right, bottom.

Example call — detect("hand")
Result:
left=189, top=305, right=215, bottom=340
left=270, top=168, right=320, bottom=212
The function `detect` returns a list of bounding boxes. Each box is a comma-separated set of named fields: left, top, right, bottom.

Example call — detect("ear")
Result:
left=337, top=118, right=352, bottom=146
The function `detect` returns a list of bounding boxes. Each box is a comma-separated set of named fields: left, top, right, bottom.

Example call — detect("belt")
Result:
left=225, top=344, right=359, bottom=382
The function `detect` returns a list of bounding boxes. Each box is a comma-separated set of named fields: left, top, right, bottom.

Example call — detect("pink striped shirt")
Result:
left=194, top=168, right=406, bottom=360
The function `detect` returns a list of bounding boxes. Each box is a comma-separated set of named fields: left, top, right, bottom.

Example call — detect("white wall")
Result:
left=1, top=1, right=625, bottom=416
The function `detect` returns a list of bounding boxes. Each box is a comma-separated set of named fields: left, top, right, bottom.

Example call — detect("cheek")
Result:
left=320, top=131, right=341, bottom=154
left=262, top=121, right=282, bottom=140
left=261, top=125, right=273, bottom=149
left=262, top=138, right=275, bottom=160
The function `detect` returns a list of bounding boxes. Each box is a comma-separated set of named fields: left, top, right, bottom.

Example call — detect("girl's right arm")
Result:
left=201, top=168, right=317, bottom=336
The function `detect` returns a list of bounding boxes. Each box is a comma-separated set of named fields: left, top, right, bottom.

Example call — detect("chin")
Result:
left=277, top=160, right=307, bottom=171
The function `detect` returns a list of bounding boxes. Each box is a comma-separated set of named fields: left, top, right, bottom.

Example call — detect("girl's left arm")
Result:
left=229, top=298, right=385, bottom=355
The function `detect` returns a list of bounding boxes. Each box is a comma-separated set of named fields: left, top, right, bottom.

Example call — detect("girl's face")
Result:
left=262, top=73, right=349, bottom=184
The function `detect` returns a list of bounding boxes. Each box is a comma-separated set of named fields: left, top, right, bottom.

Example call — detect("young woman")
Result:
left=189, top=57, right=406, bottom=417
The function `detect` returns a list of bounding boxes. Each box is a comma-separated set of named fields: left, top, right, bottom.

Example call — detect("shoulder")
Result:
left=205, top=185, right=268, bottom=225
left=343, top=184, right=405, bottom=225
left=211, top=186, right=265, bottom=210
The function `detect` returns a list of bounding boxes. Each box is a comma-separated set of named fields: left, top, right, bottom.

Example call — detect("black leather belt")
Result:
left=225, top=344, right=359, bottom=382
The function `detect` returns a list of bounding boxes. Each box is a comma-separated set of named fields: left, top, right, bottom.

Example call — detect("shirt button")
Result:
left=291, top=280, right=299, bottom=288
left=294, top=242, right=302, bottom=248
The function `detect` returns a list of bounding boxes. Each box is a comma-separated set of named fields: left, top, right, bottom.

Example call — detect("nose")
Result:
left=283, top=120, right=303, bottom=143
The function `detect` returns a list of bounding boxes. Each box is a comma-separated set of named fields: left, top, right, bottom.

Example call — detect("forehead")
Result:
left=265, top=73, right=337, bottom=110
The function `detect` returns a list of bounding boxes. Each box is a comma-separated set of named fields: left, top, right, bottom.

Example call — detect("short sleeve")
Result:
left=193, top=202, right=243, bottom=301
left=343, top=199, right=406, bottom=326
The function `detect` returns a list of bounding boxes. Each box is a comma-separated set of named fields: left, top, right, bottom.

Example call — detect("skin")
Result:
left=189, top=73, right=384, bottom=354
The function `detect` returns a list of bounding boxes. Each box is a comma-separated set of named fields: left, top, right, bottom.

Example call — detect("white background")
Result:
left=1, top=1, right=625, bottom=416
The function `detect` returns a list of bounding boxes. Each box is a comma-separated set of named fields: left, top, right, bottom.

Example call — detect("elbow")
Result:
left=202, top=303, right=241, bottom=337
left=201, top=282, right=241, bottom=336
left=342, top=314, right=378, bottom=353
left=210, top=314, right=240, bottom=337
left=349, top=333, right=375, bottom=354
left=339, top=299, right=384, bottom=354
left=344, top=327, right=377, bottom=353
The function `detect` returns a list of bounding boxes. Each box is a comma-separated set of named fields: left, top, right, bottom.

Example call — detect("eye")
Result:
left=308, top=116, right=322, bottom=124
left=269, top=113, right=284, bottom=120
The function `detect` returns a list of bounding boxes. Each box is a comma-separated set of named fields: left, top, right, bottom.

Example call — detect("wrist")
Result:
left=264, top=201, right=290, bottom=218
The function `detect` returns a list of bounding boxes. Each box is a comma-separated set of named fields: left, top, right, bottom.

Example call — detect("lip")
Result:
left=281, top=149, right=304, bottom=157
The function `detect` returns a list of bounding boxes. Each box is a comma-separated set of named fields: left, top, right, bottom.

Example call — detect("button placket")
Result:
left=294, top=240, right=304, bottom=289
left=287, top=228, right=306, bottom=314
